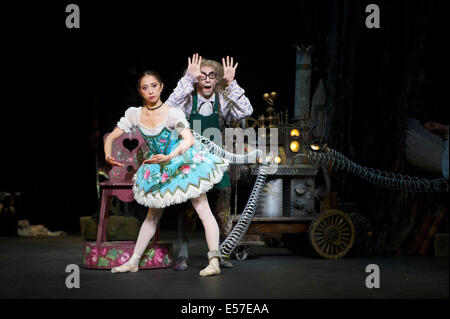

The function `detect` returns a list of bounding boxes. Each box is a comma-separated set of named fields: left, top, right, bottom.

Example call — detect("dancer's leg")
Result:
left=111, top=207, right=163, bottom=273
left=191, top=193, right=220, bottom=251
left=191, top=193, right=221, bottom=276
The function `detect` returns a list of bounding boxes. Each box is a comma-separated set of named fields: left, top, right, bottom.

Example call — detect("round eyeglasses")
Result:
left=199, top=71, right=217, bottom=80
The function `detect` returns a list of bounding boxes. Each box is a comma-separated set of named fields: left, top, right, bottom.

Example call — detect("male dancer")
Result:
left=166, top=53, right=253, bottom=270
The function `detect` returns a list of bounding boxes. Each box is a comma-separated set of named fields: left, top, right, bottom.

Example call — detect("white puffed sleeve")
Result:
left=117, top=107, right=140, bottom=133
left=167, top=107, right=190, bottom=134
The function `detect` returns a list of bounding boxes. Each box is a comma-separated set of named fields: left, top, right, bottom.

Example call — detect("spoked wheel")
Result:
left=309, top=209, right=355, bottom=259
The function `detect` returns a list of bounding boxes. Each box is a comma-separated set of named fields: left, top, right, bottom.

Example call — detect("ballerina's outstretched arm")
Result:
left=104, top=126, right=125, bottom=167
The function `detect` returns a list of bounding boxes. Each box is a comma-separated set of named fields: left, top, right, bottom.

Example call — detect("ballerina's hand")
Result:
left=143, top=154, right=171, bottom=164
left=222, top=56, right=238, bottom=85
left=187, top=53, right=203, bottom=79
left=106, top=156, right=124, bottom=167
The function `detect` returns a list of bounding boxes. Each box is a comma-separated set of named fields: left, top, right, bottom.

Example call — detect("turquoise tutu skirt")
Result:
left=133, top=137, right=229, bottom=208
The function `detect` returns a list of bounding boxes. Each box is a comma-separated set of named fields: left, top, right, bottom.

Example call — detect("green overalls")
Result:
left=189, top=92, right=231, bottom=190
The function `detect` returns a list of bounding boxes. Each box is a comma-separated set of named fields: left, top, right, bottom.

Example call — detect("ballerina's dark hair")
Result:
left=136, top=70, right=162, bottom=89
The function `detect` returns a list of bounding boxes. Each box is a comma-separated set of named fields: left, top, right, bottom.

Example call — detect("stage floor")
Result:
left=0, top=231, right=448, bottom=299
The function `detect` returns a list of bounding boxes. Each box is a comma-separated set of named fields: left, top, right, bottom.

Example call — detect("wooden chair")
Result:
left=96, top=128, right=152, bottom=244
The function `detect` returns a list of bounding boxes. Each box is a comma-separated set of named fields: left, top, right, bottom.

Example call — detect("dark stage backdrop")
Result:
left=0, top=1, right=443, bottom=232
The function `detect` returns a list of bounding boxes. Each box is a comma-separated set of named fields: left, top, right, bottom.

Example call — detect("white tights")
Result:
left=190, top=193, right=220, bottom=252
left=111, top=193, right=220, bottom=273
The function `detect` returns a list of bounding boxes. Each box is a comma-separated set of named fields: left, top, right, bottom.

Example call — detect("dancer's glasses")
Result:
left=199, top=71, right=217, bottom=80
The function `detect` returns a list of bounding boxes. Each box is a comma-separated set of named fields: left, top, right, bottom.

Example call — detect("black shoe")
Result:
left=220, top=259, right=234, bottom=268
left=173, top=256, right=189, bottom=271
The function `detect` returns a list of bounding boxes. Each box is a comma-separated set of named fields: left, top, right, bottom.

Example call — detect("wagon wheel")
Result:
left=309, top=209, right=355, bottom=259
left=245, top=117, right=260, bottom=128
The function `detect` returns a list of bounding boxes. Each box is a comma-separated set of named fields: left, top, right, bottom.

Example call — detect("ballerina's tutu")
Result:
left=133, top=136, right=229, bottom=208
left=116, top=106, right=229, bottom=209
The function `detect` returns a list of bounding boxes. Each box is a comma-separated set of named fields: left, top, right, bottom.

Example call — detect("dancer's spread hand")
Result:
left=106, top=156, right=124, bottom=167
left=143, top=154, right=171, bottom=164
left=222, top=56, right=238, bottom=85
left=187, top=53, right=203, bottom=79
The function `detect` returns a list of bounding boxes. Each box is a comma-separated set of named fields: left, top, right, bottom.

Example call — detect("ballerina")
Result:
left=104, top=70, right=228, bottom=276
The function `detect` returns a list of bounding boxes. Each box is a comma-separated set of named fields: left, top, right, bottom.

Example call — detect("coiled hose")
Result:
left=219, top=159, right=273, bottom=258
left=305, top=147, right=448, bottom=192
left=191, top=130, right=274, bottom=258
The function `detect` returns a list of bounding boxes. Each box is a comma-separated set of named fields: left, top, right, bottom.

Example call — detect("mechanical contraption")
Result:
left=221, top=88, right=350, bottom=260
left=217, top=45, right=448, bottom=260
